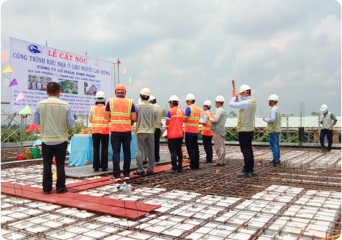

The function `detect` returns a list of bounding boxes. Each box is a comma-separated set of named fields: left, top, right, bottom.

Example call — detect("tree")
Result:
left=311, top=112, right=320, bottom=115
left=228, top=111, right=237, bottom=117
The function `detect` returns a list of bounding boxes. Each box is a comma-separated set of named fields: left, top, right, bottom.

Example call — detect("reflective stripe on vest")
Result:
left=184, top=105, right=201, bottom=133
left=109, top=97, right=132, bottom=132
left=201, top=111, right=214, bottom=136
left=91, top=105, right=110, bottom=134
left=168, top=107, right=185, bottom=139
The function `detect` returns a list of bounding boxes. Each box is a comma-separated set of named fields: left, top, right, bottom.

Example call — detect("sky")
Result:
left=1, top=0, right=341, bottom=116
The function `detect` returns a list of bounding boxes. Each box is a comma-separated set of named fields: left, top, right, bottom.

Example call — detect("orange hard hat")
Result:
left=115, top=84, right=126, bottom=92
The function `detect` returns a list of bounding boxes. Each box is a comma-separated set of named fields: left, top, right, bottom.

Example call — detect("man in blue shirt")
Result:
left=263, top=94, right=281, bottom=167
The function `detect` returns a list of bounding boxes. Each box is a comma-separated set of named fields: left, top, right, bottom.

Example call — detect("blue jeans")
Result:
left=269, top=132, right=280, bottom=163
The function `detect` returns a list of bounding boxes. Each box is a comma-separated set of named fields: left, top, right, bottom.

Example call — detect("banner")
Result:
left=10, top=38, right=113, bottom=114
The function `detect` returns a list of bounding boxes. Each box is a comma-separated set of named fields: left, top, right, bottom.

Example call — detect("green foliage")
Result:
left=225, top=130, right=238, bottom=141
left=255, top=135, right=269, bottom=142
left=1, top=129, right=20, bottom=142
left=198, top=132, right=203, bottom=140
left=289, top=135, right=300, bottom=143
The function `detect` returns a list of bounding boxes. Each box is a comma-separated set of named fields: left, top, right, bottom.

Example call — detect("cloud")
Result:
left=1, top=0, right=340, bottom=115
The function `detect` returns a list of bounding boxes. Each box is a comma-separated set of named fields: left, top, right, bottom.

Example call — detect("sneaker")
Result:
left=320, top=147, right=326, bottom=153
left=178, top=169, right=185, bottom=173
left=94, top=169, right=99, bottom=172
left=56, top=188, right=68, bottom=194
left=102, top=168, right=108, bottom=171
left=124, top=176, right=130, bottom=180
left=166, top=169, right=178, bottom=173
left=110, top=176, right=121, bottom=181
left=43, top=190, right=51, bottom=195
left=146, top=171, right=154, bottom=176
left=133, top=171, right=145, bottom=176
left=155, top=159, right=160, bottom=163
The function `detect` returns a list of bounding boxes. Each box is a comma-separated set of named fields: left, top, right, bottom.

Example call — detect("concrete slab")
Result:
left=65, top=153, right=172, bottom=178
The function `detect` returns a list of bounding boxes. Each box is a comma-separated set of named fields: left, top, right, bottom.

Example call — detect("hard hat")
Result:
left=268, top=94, right=279, bottom=101
left=203, top=100, right=212, bottom=107
left=140, top=87, right=151, bottom=96
left=185, top=93, right=196, bottom=101
left=215, top=95, right=225, bottom=102
left=95, top=91, right=106, bottom=102
left=115, top=84, right=126, bottom=92
left=320, top=104, right=328, bottom=111
left=238, top=84, right=251, bottom=94
left=149, top=95, right=156, bottom=101
left=169, top=95, right=179, bottom=102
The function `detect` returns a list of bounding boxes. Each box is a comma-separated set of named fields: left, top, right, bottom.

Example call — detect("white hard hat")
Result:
left=140, top=87, right=151, bottom=96
left=169, top=95, right=179, bottom=102
left=268, top=94, right=279, bottom=101
left=95, top=91, right=106, bottom=102
left=215, top=95, right=225, bottom=102
left=320, top=104, right=328, bottom=111
left=203, top=100, right=212, bottom=107
left=239, top=84, right=251, bottom=94
left=185, top=93, right=196, bottom=101
left=149, top=95, right=156, bottom=101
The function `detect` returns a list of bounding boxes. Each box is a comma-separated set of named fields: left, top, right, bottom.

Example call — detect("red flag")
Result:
left=26, top=123, right=40, bottom=132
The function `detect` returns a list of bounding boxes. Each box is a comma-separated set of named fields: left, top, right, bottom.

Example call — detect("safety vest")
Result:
left=266, top=105, right=281, bottom=134
left=91, top=105, right=110, bottom=134
left=184, top=105, right=201, bottom=134
left=168, top=106, right=185, bottom=139
left=38, top=97, right=69, bottom=142
left=237, top=98, right=256, bottom=132
left=201, top=111, right=214, bottom=136
left=109, top=97, right=133, bottom=132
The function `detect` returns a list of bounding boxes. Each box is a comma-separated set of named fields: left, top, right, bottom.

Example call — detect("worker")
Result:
left=183, top=93, right=201, bottom=170
left=105, top=84, right=136, bottom=181
left=319, top=104, right=338, bottom=153
left=165, top=95, right=185, bottom=173
left=149, top=95, right=163, bottom=163
left=229, top=84, right=257, bottom=177
left=209, top=96, right=228, bottom=166
left=89, top=91, right=110, bottom=172
left=136, top=99, right=148, bottom=164
left=133, top=88, right=156, bottom=176
left=263, top=94, right=282, bottom=167
left=199, top=100, right=214, bottom=163
left=33, top=82, right=75, bottom=194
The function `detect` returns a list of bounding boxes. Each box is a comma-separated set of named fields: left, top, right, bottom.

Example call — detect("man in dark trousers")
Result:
left=229, top=84, right=257, bottom=177
left=319, top=104, right=338, bottom=153
left=33, top=82, right=75, bottom=194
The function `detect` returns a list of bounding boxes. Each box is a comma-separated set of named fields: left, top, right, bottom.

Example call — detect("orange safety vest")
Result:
left=201, top=111, right=214, bottom=136
left=168, top=106, right=184, bottom=139
left=91, top=105, right=110, bottom=134
left=109, top=97, right=133, bottom=132
left=184, top=105, right=201, bottom=134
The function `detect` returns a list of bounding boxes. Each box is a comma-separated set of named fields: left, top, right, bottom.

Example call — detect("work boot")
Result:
left=146, top=170, right=154, bottom=176
left=320, top=147, right=326, bottom=153
left=178, top=169, right=185, bottom=173
left=237, top=170, right=253, bottom=177
left=273, top=162, right=281, bottom=167
left=166, top=169, right=178, bottom=173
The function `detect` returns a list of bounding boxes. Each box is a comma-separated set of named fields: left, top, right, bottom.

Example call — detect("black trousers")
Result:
left=168, top=137, right=183, bottom=170
left=42, top=141, right=67, bottom=193
left=185, top=134, right=200, bottom=169
left=111, top=132, right=131, bottom=178
left=320, top=129, right=333, bottom=150
left=154, top=128, right=161, bottom=161
left=92, top=133, right=109, bottom=170
left=238, top=132, right=255, bottom=172
left=202, top=135, right=213, bottom=163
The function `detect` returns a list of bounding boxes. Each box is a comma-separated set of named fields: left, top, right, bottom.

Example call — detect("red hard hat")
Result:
left=115, top=84, right=126, bottom=92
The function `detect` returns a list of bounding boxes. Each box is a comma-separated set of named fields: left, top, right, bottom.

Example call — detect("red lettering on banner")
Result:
left=48, top=49, right=57, bottom=58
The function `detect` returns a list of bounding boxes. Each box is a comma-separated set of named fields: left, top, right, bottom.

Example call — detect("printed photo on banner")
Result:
left=58, top=79, right=78, bottom=94
left=28, top=74, right=52, bottom=91
left=84, top=82, right=100, bottom=96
